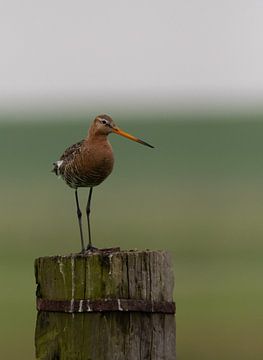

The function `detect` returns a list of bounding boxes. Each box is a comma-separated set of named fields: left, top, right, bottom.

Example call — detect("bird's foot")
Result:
left=86, top=244, right=98, bottom=252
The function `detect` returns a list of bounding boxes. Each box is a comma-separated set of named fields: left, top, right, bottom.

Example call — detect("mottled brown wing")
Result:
left=52, top=139, right=84, bottom=175
left=60, top=139, right=84, bottom=162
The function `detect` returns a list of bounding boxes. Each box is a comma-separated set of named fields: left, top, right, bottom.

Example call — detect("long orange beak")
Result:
left=112, top=127, right=154, bottom=148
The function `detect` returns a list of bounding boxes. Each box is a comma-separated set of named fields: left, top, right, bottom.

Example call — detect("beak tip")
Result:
left=139, top=140, right=154, bottom=148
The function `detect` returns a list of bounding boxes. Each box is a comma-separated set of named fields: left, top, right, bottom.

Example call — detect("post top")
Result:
left=35, top=248, right=172, bottom=261
left=35, top=248, right=175, bottom=304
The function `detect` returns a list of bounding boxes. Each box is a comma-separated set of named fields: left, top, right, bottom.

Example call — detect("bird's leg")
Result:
left=75, top=189, right=85, bottom=252
left=86, top=187, right=96, bottom=251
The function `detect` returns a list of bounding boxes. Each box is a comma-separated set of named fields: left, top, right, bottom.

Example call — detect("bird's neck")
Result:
left=86, top=132, right=109, bottom=146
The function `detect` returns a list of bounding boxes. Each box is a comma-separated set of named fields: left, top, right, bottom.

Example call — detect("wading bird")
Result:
left=52, top=114, right=154, bottom=252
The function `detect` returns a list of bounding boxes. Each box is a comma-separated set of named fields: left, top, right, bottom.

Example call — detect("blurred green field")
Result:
left=0, top=113, right=263, bottom=359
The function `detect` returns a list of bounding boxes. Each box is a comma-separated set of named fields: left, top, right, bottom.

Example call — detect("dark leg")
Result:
left=86, top=187, right=96, bottom=250
left=75, top=189, right=85, bottom=252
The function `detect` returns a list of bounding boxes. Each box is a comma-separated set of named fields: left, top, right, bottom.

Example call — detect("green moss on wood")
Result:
left=35, top=250, right=176, bottom=360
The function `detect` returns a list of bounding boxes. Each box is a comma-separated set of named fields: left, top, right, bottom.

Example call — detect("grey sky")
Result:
left=1, top=0, right=263, bottom=108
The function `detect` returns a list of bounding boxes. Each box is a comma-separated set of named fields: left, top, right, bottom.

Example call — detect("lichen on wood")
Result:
left=35, top=250, right=176, bottom=360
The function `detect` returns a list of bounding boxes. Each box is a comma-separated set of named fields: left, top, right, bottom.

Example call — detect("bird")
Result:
left=52, top=114, right=154, bottom=252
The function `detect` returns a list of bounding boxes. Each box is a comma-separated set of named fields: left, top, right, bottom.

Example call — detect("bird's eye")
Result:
left=101, top=120, right=107, bottom=125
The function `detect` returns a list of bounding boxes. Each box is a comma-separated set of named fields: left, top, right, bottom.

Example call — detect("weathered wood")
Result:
left=37, top=298, right=175, bottom=313
left=35, top=250, right=176, bottom=360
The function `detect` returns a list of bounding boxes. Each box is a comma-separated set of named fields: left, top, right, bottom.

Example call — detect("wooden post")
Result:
left=35, top=249, right=176, bottom=360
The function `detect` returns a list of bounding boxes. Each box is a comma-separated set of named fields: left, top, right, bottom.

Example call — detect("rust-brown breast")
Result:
left=57, top=138, right=114, bottom=189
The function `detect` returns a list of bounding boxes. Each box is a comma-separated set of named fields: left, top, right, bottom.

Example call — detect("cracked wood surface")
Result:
left=35, top=250, right=176, bottom=360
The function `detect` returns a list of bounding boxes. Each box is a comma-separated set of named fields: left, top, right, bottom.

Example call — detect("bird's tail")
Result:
left=51, top=162, right=59, bottom=175
left=51, top=160, right=63, bottom=176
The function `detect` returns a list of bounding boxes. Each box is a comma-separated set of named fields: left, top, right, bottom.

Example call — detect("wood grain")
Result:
left=35, top=250, right=176, bottom=360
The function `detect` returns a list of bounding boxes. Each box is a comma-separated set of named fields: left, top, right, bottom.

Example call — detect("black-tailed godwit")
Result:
left=52, top=114, right=154, bottom=252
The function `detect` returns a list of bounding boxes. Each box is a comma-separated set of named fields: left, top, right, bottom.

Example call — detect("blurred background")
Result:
left=1, top=1, right=263, bottom=359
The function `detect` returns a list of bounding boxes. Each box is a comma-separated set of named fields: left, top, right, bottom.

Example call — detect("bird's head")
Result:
left=93, top=114, right=117, bottom=135
left=92, top=114, right=154, bottom=148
